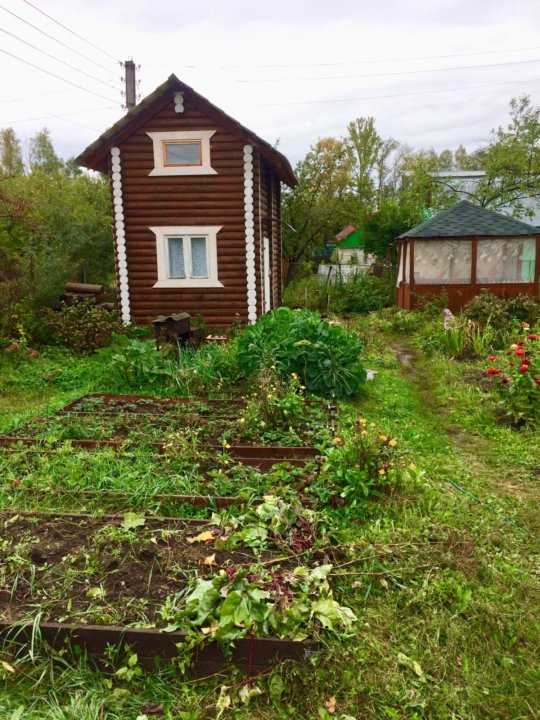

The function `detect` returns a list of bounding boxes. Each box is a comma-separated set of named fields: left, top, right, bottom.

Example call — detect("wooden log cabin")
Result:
left=396, top=200, right=540, bottom=312
left=76, top=75, right=296, bottom=328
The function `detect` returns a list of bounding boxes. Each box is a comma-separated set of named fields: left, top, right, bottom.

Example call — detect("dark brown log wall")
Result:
left=112, top=92, right=256, bottom=329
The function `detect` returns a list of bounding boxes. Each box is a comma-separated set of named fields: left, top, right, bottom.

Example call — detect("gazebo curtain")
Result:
left=413, top=239, right=472, bottom=284
left=408, top=237, right=536, bottom=284
left=476, top=237, right=535, bottom=283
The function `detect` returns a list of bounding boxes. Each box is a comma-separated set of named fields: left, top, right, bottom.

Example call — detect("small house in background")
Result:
left=333, top=226, right=376, bottom=267
left=396, top=200, right=540, bottom=312
left=318, top=225, right=376, bottom=284
left=76, top=75, right=296, bottom=328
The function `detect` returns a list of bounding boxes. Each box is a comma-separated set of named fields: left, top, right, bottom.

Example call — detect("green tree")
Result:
left=0, top=128, right=24, bottom=176
left=472, top=95, right=540, bottom=216
left=282, top=137, right=357, bottom=267
left=29, top=128, right=64, bottom=174
left=0, top=129, right=113, bottom=337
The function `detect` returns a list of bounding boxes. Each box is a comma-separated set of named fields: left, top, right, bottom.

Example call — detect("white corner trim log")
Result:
left=111, top=147, right=131, bottom=325
left=243, top=145, right=257, bottom=324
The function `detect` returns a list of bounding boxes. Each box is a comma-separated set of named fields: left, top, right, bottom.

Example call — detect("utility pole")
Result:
left=124, top=59, right=136, bottom=110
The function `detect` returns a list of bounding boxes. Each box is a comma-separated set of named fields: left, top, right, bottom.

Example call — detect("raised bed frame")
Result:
left=0, top=619, right=318, bottom=673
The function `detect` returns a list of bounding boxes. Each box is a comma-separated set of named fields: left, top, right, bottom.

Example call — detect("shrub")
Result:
left=283, top=272, right=395, bottom=315
left=505, top=294, right=540, bottom=326
left=237, top=307, right=366, bottom=398
left=328, top=273, right=395, bottom=314
left=42, top=300, right=123, bottom=353
left=463, top=291, right=510, bottom=331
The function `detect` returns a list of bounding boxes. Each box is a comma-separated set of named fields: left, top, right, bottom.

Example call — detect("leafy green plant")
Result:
left=98, top=337, right=173, bottom=388
left=318, top=417, right=403, bottom=510
left=42, top=300, right=123, bottom=354
left=441, top=325, right=467, bottom=358
left=160, top=563, right=356, bottom=660
left=236, top=369, right=305, bottom=440
left=237, top=308, right=366, bottom=398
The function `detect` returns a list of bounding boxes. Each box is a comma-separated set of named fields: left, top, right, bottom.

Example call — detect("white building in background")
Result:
left=431, top=171, right=540, bottom=227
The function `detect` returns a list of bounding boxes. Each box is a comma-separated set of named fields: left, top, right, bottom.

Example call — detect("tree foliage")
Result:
left=0, top=127, right=113, bottom=338
left=284, top=94, right=540, bottom=266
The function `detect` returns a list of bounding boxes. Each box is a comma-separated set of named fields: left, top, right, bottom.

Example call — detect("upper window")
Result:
left=163, top=141, right=202, bottom=167
left=151, top=225, right=223, bottom=288
left=147, top=131, right=216, bottom=176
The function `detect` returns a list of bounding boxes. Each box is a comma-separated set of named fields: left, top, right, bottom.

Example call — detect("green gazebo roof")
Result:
left=398, top=200, right=539, bottom=239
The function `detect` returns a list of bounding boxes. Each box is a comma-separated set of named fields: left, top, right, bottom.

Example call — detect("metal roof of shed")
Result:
left=398, top=200, right=539, bottom=239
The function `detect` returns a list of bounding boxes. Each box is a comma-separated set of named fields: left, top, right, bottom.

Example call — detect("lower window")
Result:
left=151, top=226, right=223, bottom=288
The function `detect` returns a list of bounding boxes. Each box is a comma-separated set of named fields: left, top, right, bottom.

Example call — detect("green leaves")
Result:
left=237, top=308, right=366, bottom=398
left=159, top=563, right=356, bottom=651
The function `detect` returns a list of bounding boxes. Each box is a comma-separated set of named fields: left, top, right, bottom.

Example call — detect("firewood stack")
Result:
left=59, top=283, right=116, bottom=311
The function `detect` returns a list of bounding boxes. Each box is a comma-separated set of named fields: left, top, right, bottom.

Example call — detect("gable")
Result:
left=76, top=75, right=296, bottom=187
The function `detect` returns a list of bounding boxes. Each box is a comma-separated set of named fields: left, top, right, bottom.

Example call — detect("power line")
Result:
left=234, top=75, right=540, bottom=108
left=0, top=27, right=120, bottom=91
left=21, top=0, right=119, bottom=64
left=0, top=47, right=121, bottom=105
left=147, top=45, right=540, bottom=70
left=180, top=57, right=540, bottom=84
left=0, top=106, right=115, bottom=131
left=0, top=3, right=116, bottom=75
left=0, top=89, right=72, bottom=105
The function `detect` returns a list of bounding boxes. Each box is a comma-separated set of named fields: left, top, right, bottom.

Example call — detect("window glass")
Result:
left=476, top=237, right=536, bottom=283
left=164, top=142, right=201, bottom=166
left=414, top=239, right=471, bottom=284
left=191, top=237, right=208, bottom=277
left=168, top=237, right=185, bottom=278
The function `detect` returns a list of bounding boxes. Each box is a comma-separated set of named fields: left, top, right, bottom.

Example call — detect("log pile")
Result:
left=59, top=283, right=116, bottom=311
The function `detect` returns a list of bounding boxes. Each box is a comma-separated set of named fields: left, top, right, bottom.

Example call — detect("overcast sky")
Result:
left=1, top=0, right=539, bottom=167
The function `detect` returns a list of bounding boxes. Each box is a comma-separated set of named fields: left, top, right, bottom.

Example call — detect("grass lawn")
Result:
left=0, top=318, right=539, bottom=720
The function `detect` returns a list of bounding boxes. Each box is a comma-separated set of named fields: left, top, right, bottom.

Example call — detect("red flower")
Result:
left=486, top=367, right=501, bottom=376
left=487, top=355, right=497, bottom=361
left=501, top=376, right=510, bottom=384
left=518, top=340, right=525, bottom=347
left=527, top=334, right=538, bottom=341
left=535, top=378, right=540, bottom=385
left=518, top=365, right=529, bottom=373
left=521, top=358, right=531, bottom=366
left=514, top=349, right=526, bottom=357
left=505, top=351, right=512, bottom=355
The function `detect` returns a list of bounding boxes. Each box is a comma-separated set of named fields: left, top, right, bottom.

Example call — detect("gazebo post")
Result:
left=471, top=236, right=478, bottom=305
left=409, top=239, right=415, bottom=310
left=535, top=235, right=540, bottom=294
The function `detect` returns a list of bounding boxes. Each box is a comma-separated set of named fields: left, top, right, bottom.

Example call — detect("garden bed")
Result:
left=1, top=392, right=330, bottom=449
left=0, top=510, right=321, bottom=672
left=0, top=511, right=291, bottom=626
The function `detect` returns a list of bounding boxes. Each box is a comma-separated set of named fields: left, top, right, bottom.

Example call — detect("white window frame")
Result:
left=151, top=226, right=223, bottom=288
left=147, top=130, right=217, bottom=176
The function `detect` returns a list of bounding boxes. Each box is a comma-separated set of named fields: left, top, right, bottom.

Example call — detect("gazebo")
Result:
left=396, top=200, right=540, bottom=312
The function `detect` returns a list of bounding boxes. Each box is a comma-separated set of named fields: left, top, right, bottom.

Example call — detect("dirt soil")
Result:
left=0, top=511, right=286, bottom=627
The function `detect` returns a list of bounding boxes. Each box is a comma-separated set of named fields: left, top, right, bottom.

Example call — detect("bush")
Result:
left=327, top=273, right=395, bottom=314
left=42, top=300, right=123, bottom=353
left=283, top=272, right=395, bottom=315
left=237, top=307, right=366, bottom=398
left=464, top=291, right=540, bottom=332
